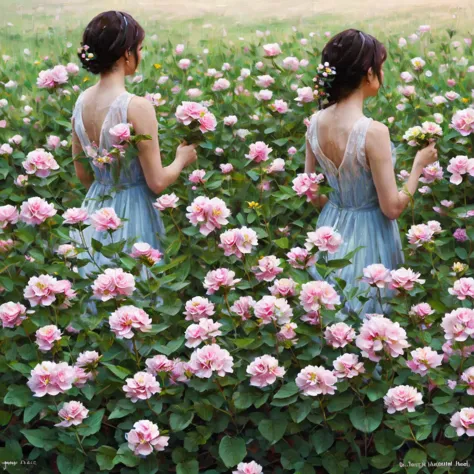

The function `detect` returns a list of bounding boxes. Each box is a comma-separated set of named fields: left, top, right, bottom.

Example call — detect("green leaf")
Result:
left=233, top=338, right=255, bottom=349
left=176, top=460, right=199, bottom=474
left=274, top=237, right=289, bottom=249
left=349, top=405, right=383, bottom=433
left=289, top=400, right=312, bottom=423
left=0, top=410, right=12, bottom=426
left=258, top=419, right=287, bottom=444
left=366, top=381, right=390, bottom=402
left=311, top=428, right=335, bottom=454
left=102, top=363, right=132, bottom=380
left=20, top=427, right=59, bottom=451
left=273, top=382, right=299, bottom=399
left=4, top=385, right=31, bottom=407
left=57, top=452, right=85, bottom=474
left=23, top=402, right=45, bottom=423
left=170, top=411, right=194, bottom=431
left=327, top=392, right=354, bottom=412
left=273, top=137, right=289, bottom=146
left=77, top=409, right=104, bottom=437
left=109, top=399, right=136, bottom=420
left=96, top=446, right=118, bottom=471
left=404, top=448, right=427, bottom=465
left=218, top=436, right=247, bottom=468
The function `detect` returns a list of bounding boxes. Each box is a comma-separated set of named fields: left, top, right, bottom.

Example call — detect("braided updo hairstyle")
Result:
left=321, top=29, right=387, bottom=108
left=77, top=11, right=145, bottom=75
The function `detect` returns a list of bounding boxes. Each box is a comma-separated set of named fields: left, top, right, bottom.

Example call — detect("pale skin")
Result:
left=305, top=62, right=438, bottom=220
left=72, top=39, right=198, bottom=193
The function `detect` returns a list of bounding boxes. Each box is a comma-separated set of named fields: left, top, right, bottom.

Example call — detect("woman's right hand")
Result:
left=176, top=141, right=198, bottom=168
left=414, top=141, right=438, bottom=169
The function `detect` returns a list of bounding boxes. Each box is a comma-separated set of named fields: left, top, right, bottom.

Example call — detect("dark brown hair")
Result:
left=321, top=29, right=387, bottom=107
left=78, top=11, right=145, bottom=75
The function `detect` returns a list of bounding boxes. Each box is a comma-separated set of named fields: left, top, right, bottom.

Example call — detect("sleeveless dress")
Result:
left=306, top=110, right=404, bottom=320
left=71, top=90, right=166, bottom=279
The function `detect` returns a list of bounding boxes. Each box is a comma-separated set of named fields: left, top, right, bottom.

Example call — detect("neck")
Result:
left=335, top=89, right=365, bottom=113
left=97, top=67, right=127, bottom=92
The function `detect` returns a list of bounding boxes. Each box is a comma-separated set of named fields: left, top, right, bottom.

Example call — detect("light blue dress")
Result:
left=71, top=90, right=166, bottom=279
left=306, top=110, right=404, bottom=319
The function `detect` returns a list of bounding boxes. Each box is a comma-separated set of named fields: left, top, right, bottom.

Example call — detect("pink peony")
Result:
left=269, top=278, right=297, bottom=297
left=233, top=461, right=263, bottom=474
left=198, top=112, right=217, bottom=133
left=55, top=401, right=89, bottom=427
left=461, top=367, right=474, bottom=395
left=145, top=355, right=174, bottom=375
left=109, top=305, right=152, bottom=339
left=324, top=322, right=356, bottom=348
left=188, top=343, right=234, bottom=378
left=175, top=101, right=206, bottom=125
left=447, top=155, right=474, bottom=184
left=130, top=242, right=163, bottom=265
left=305, top=226, right=343, bottom=254
left=263, top=43, right=281, bottom=57
left=406, top=346, right=443, bottom=375
left=246, top=355, right=285, bottom=387
left=220, top=163, right=234, bottom=174
left=219, top=227, right=258, bottom=258
left=19, top=197, right=56, bottom=225
left=185, top=318, right=222, bottom=348
left=384, top=385, right=423, bottom=413
left=362, top=264, right=392, bottom=288
left=0, top=205, right=19, bottom=228
left=292, top=173, right=325, bottom=202
left=251, top=255, right=283, bottom=282
left=203, top=268, right=241, bottom=295
left=389, top=268, right=425, bottom=291
left=449, top=278, right=474, bottom=300
left=441, top=308, right=474, bottom=341
left=24, top=274, right=73, bottom=307
left=109, top=123, right=132, bottom=143
left=230, top=296, right=256, bottom=320
left=245, top=141, right=273, bottom=163
left=409, top=303, right=434, bottom=319
left=186, top=196, right=231, bottom=236
left=90, top=207, right=121, bottom=231
left=407, top=223, right=435, bottom=247
left=253, top=295, right=293, bottom=325
left=184, top=296, right=215, bottom=322
left=37, top=65, right=68, bottom=88
left=27, top=361, right=76, bottom=397
left=62, top=207, right=89, bottom=224
left=153, top=193, right=179, bottom=211
left=286, top=247, right=317, bottom=269
left=35, top=324, right=62, bottom=352
left=299, top=281, right=341, bottom=312
left=333, top=354, right=365, bottom=379
left=126, top=420, right=169, bottom=456
left=92, top=268, right=135, bottom=301
left=295, top=87, right=314, bottom=103
left=0, top=302, right=27, bottom=328
left=123, top=372, right=161, bottom=403
left=295, top=365, right=338, bottom=396
left=355, top=314, right=410, bottom=362
left=452, top=108, right=474, bottom=136
left=450, top=408, right=474, bottom=437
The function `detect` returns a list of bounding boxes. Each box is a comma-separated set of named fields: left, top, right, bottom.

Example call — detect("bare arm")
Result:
left=72, top=117, right=94, bottom=190
left=366, top=121, right=437, bottom=220
left=304, top=132, right=328, bottom=208
left=128, top=97, right=197, bottom=195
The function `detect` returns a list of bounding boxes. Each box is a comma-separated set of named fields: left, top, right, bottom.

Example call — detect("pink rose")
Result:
left=123, top=372, right=161, bottom=403
left=251, top=255, right=283, bottom=282
left=35, top=324, right=62, bottom=352
left=109, top=123, right=132, bottom=143
left=245, top=141, right=273, bottom=163
left=203, top=268, right=241, bottom=295
left=0, top=205, right=19, bottom=228
left=27, top=361, right=75, bottom=397
left=305, top=226, right=343, bottom=253
left=92, top=268, right=135, bottom=301
left=153, top=193, right=179, bottom=211
left=451, top=108, right=474, bottom=136
left=62, top=207, right=89, bottom=224
left=450, top=408, right=474, bottom=437
left=296, top=365, right=338, bottom=395
left=246, top=355, right=285, bottom=387
left=126, top=420, right=169, bottom=456
left=324, top=322, right=356, bottom=348
left=389, top=267, right=425, bottom=291
left=384, top=385, right=423, bottom=413
left=20, top=197, right=56, bottom=225
left=333, top=353, right=365, bottom=379
left=233, top=461, right=263, bottom=474
left=188, top=343, right=234, bottom=378
left=0, top=302, right=27, bottom=328
left=90, top=207, right=121, bottom=231
left=406, top=347, right=443, bottom=376
left=145, top=355, right=174, bottom=375
left=263, top=43, right=282, bottom=57
left=448, top=278, right=474, bottom=300
left=55, top=400, right=89, bottom=427
left=230, top=296, right=256, bottom=320
left=299, top=281, right=341, bottom=312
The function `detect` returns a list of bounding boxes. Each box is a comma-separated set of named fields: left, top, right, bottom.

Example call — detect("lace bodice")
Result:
left=72, top=90, right=145, bottom=186
left=306, top=110, right=396, bottom=210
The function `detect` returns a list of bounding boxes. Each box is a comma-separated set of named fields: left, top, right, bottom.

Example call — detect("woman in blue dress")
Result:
left=71, top=11, right=197, bottom=278
left=304, top=29, right=438, bottom=319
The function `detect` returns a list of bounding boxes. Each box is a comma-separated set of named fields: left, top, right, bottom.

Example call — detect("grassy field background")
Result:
left=0, top=0, right=473, bottom=46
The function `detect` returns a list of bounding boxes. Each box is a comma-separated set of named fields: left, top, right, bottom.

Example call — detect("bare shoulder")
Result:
left=366, top=120, right=390, bottom=147
left=129, top=96, right=155, bottom=117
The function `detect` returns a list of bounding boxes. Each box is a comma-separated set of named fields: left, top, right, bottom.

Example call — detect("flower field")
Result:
left=1, top=17, right=474, bottom=474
